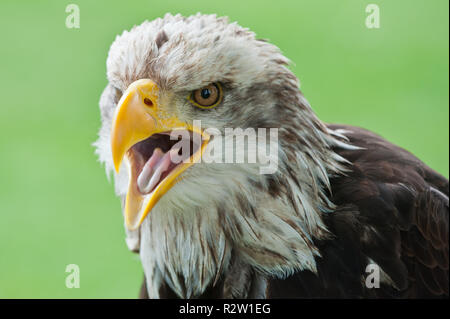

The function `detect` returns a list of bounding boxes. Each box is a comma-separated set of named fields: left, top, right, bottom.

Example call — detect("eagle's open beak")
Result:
left=111, top=79, right=209, bottom=230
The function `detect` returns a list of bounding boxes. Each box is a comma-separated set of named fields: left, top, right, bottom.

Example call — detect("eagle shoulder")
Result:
left=267, top=124, right=448, bottom=298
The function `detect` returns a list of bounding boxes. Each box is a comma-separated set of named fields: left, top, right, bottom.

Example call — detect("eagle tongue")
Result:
left=137, top=148, right=172, bottom=194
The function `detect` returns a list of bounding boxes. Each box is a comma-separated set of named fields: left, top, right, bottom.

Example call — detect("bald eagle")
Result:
left=94, top=14, right=448, bottom=298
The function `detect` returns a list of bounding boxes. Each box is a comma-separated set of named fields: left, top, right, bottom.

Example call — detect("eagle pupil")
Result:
left=201, top=88, right=211, bottom=99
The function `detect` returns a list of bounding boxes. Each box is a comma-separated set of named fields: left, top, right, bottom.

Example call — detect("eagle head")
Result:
left=95, top=13, right=347, bottom=298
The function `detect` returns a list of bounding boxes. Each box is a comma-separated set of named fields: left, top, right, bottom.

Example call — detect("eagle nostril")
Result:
left=144, top=98, right=154, bottom=107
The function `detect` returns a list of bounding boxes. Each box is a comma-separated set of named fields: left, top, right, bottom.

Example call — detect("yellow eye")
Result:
left=189, top=83, right=223, bottom=109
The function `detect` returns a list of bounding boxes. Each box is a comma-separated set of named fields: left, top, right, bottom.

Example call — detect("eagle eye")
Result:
left=189, top=83, right=223, bottom=109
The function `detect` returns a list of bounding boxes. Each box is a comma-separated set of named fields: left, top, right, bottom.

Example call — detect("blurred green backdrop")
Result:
left=0, top=0, right=448, bottom=298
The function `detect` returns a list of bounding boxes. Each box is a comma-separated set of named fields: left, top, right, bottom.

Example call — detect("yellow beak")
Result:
left=111, top=79, right=209, bottom=230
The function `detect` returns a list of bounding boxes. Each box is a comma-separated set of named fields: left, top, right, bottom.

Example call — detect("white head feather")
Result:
left=95, top=13, right=351, bottom=298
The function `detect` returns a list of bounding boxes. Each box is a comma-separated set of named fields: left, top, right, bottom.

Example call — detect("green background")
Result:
left=0, top=0, right=448, bottom=298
